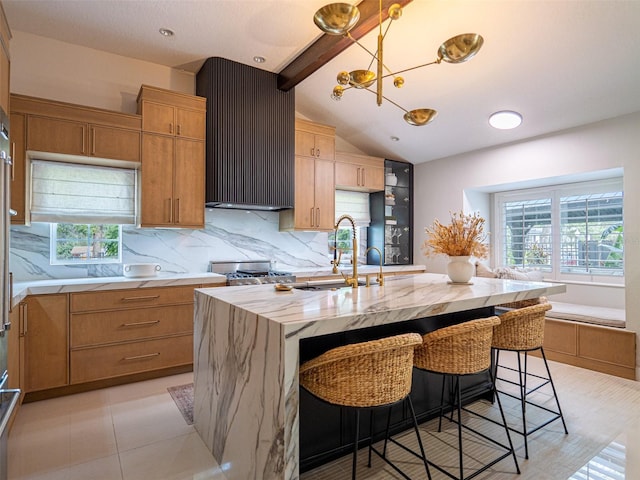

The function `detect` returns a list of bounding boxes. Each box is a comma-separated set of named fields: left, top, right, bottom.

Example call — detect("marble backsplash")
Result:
left=9, top=209, right=334, bottom=281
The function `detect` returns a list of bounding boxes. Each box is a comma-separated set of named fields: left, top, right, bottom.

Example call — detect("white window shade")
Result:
left=30, top=160, right=136, bottom=224
left=335, top=190, right=371, bottom=227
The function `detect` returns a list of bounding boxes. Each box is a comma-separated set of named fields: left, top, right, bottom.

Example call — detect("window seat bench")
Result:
left=540, top=302, right=635, bottom=380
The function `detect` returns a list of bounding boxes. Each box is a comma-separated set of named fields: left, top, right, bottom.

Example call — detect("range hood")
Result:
left=196, top=57, right=295, bottom=211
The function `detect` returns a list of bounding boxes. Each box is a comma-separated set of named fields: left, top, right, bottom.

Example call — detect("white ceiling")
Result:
left=4, top=0, right=640, bottom=164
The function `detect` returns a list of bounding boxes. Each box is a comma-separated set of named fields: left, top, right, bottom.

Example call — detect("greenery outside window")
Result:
left=50, top=223, right=122, bottom=265
left=494, top=178, right=623, bottom=281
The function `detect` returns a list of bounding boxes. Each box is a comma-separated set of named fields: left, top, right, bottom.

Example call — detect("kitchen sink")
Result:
left=292, top=280, right=367, bottom=291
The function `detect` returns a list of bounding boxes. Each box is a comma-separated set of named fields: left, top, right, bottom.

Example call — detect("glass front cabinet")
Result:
left=367, top=159, right=413, bottom=266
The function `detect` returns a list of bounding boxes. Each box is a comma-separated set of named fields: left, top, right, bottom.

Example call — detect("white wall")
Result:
left=414, top=113, right=640, bottom=377
left=10, top=31, right=195, bottom=113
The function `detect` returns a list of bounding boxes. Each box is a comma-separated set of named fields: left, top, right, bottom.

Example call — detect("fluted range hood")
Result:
left=196, top=57, right=295, bottom=211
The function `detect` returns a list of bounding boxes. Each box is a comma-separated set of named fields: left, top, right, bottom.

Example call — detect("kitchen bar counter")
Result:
left=193, top=273, right=566, bottom=480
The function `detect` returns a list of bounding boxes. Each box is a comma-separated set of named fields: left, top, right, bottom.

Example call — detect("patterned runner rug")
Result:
left=167, top=383, right=194, bottom=425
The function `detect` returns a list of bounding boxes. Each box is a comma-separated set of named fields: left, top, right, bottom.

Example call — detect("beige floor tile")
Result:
left=8, top=455, right=123, bottom=480
left=107, top=372, right=193, bottom=405
left=112, top=391, right=194, bottom=452
left=8, top=396, right=117, bottom=478
left=119, top=432, right=223, bottom=480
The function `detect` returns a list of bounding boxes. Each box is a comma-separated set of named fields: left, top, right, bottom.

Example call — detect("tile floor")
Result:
left=8, top=353, right=640, bottom=479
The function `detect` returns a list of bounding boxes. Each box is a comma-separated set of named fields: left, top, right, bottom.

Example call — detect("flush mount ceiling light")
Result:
left=314, top=1, right=483, bottom=126
left=158, top=27, right=174, bottom=37
left=489, top=110, right=523, bottom=129
left=253, top=56, right=266, bottom=64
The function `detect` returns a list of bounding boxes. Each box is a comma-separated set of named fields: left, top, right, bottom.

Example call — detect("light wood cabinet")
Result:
left=140, top=134, right=205, bottom=227
left=334, top=151, right=385, bottom=192
left=7, top=305, right=24, bottom=396
left=280, top=156, right=335, bottom=231
left=11, top=94, right=142, bottom=163
left=137, top=85, right=206, bottom=228
left=9, top=112, right=25, bottom=224
left=69, top=285, right=195, bottom=384
left=26, top=116, right=141, bottom=162
left=280, top=119, right=336, bottom=231
left=21, top=295, right=69, bottom=393
left=138, top=85, right=206, bottom=140
left=294, top=118, right=335, bottom=161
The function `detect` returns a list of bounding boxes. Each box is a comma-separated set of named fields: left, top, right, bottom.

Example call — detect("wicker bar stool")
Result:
left=411, top=317, right=520, bottom=480
left=299, top=333, right=431, bottom=480
left=493, top=299, right=568, bottom=459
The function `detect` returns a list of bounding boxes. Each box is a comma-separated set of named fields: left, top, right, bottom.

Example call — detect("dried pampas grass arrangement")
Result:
left=423, top=211, right=489, bottom=258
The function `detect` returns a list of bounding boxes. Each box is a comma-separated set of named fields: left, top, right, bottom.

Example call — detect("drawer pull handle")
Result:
left=121, top=320, right=161, bottom=327
left=120, top=295, right=161, bottom=302
left=123, top=352, right=160, bottom=361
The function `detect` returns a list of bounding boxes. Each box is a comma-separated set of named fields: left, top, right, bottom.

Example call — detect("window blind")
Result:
left=30, top=160, right=136, bottom=224
left=335, top=190, right=371, bottom=227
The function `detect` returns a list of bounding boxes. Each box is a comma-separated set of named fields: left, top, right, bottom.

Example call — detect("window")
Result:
left=30, top=159, right=137, bottom=224
left=494, top=178, right=623, bottom=281
left=51, top=223, right=122, bottom=265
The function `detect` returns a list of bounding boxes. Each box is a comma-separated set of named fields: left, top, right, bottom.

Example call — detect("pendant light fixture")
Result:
left=313, top=1, right=484, bottom=126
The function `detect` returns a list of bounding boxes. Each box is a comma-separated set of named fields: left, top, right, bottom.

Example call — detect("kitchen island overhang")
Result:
left=193, top=273, right=566, bottom=480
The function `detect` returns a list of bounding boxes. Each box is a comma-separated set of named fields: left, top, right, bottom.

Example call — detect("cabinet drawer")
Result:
left=70, top=286, right=195, bottom=312
left=71, top=304, right=193, bottom=347
left=70, top=335, right=193, bottom=384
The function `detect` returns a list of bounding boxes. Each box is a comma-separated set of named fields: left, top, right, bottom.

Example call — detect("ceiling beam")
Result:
left=277, top=0, right=413, bottom=92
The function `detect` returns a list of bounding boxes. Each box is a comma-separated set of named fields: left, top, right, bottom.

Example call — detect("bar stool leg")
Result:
left=490, top=369, right=521, bottom=474
left=438, top=375, right=447, bottom=432
left=406, top=396, right=432, bottom=480
left=352, top=409, right=360, bottom=480
left=540, top=348, right=569, bottom=434
left=518, top=351, right=530, bottom=459
left=455, top=377, right=464, bottom=480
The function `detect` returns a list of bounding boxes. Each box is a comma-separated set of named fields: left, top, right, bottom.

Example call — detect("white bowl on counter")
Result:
left=123, top=263, right=161, bottom=278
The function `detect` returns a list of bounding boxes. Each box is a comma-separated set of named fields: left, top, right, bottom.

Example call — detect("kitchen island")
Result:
left=193, top=273, right=565, bottom=480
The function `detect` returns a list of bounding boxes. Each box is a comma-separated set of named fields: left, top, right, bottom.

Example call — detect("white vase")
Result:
left=446, top=256, right=474, bottom=283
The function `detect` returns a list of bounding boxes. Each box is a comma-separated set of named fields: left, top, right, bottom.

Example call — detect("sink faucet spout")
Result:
left=334, top=214, right=358, bottom=288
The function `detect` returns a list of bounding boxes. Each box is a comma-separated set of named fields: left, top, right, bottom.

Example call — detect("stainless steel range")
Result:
left=209, top=260, right=296, bottom=286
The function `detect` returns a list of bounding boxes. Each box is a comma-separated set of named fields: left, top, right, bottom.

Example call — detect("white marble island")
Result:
left=193, top=273, right=566, bottom=480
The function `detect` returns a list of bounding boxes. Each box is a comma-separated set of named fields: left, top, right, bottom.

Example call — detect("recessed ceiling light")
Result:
left=489, top=110, right=522, bottom=129
left=159, top=28, right=174, bottom=37
left=390, top=136, right=400, bottom=142
left=253, top=56, right=266, bottom=64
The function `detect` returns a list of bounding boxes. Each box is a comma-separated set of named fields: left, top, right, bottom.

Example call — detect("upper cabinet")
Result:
left=10, top=94, right=142, bottom=163
left=9, top=112, right=25, bottom=224
left=334, top=151, right=385, bottom=192
left=280, top=119, right=336, bottom=231
left=137, top=85, right=206, bottom=228
left=138, top=85, right=205, bottom=140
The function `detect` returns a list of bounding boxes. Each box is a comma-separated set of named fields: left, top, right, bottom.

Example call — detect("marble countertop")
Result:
left=10, top=264, right=426, bottom=308
left=196, top=272, right=566, bottom=340
left=11, top=272, right=227, bottom=307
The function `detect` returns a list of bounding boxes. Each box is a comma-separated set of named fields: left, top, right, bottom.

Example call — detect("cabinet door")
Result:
left=23, top=295, right=69, bottom=392
left=174, top=138, right=205, bottom=228
left=361, top=164, right=385, bottom=191
left=90, top=125, right=141, bottom=162
left=10, top=112, right=26, bottom=225
left=141, top=101, right=175, bottom=135
left=295, top=130, right=316, bottom=158
left=140, top=134, right=174, bottom=226
left=175, top=108, right=206, bottom=140
left=314, top=134, right=335, bottom=161
left=314, top=158, right=335, bottom=230
left=7, top=305, right=23, bottom=392
left=334, top=162, right=360, bottom=189
left=27, top=116, right=87, bottom=156
left=293, top=156, right=316, bottom=229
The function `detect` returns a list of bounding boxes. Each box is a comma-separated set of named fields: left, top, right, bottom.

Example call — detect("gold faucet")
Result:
left=330, top=246, right=343, bottom=274
left=333, top=214, right=359, bottom=288
left=364, top=246, right=385, bottom=287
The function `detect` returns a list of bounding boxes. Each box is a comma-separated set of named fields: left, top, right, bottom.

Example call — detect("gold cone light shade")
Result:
left=314, top=2, right=484, bottom=126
